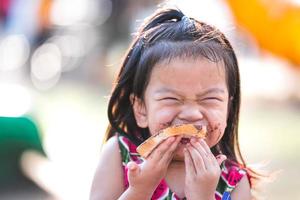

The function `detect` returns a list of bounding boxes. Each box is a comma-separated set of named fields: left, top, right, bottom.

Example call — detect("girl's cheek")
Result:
left=207, top=122, right=226, bottom=147
left=150, top=108, right=177, bottom=134
left=207, top=109, right=227, bottom=144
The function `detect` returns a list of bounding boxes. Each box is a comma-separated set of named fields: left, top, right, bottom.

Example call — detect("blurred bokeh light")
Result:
left=0, top=34, right=30, bottom=71
left=0, top=0, right=300, bottom=199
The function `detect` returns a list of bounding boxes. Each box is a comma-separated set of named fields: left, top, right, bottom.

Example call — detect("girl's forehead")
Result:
left=147, top=57, right=228, bottom=93
left=152, top=57, right=226, bottom=78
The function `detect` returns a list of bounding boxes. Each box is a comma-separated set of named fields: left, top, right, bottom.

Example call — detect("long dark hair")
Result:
left=104, top=7, right=249, bottom=175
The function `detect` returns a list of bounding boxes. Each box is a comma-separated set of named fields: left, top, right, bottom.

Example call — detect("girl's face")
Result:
left=133, top=57, right=229, bottom=160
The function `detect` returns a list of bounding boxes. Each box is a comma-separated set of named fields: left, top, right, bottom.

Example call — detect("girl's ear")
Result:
left=130, top=94, right=148, bottom=128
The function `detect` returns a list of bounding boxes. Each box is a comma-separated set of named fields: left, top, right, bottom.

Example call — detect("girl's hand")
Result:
left=184, top=138, right=227, bottom=200
left=126, top=136, right=182, bottom=197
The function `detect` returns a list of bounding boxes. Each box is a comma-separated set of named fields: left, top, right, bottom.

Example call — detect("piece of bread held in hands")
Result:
left=137, top=124, right=207, bottom=158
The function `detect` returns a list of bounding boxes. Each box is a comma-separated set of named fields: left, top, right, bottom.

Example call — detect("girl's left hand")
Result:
left=184, top=138, right=227, bottom=200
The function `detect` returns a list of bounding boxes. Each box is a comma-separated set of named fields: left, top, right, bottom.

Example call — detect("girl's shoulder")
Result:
left=100, top=135, right=127, bottom=166
left=100, top=136, right=124, bottom=165
left=103, top=135, right=121, bottom=153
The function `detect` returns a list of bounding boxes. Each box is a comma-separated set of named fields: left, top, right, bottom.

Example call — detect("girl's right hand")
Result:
left=126, top=136, right=182, bottom=197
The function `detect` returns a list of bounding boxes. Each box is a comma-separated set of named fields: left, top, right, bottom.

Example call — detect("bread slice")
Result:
left=136, top=124, right=207, bottom=158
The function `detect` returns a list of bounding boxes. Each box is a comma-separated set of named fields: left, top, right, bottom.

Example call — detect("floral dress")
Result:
left=118, top=135, right=247, bottom=200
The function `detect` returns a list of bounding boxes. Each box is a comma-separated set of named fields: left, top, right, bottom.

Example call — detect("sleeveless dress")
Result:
left=117, top=135, right=247, bottom=200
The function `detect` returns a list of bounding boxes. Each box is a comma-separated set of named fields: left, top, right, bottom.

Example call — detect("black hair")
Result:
left=104, top=7, right=250, bottom=179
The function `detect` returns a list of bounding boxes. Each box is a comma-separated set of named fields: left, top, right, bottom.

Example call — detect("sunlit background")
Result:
left=0, top=0, right=300, bottom=199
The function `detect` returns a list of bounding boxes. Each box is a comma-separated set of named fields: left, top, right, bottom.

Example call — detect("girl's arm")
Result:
left=90, top=136, right=125, bottom=200
left=231, top=175, right=252, bottom=200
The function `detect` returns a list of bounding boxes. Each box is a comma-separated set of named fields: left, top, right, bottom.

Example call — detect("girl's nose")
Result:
left=177, top=103, right=203, bottom=123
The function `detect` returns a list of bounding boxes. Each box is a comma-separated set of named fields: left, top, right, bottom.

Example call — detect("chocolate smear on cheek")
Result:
left=153, top=122, right=171, bottom=134
left=207, top=123, right=222, bottom=140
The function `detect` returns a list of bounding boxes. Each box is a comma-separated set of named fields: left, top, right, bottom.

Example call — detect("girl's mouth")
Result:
left=180, top=138, right=191, bottom=144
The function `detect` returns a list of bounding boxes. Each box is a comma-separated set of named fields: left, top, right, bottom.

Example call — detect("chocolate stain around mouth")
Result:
left=206, top=123, right=222, bottom=138
left=152, top=122, right=171, bottom=136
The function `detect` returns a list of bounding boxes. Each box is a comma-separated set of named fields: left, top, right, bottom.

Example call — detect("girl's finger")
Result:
left=148, top=136, right=176, bottom=162
left=197, top=139, right=226, bottom=167
left=190, top=138, right=213, bottom=169
left=184, top=147, right=196, bottom=176
left=198, top=138, right=219, bottom=166
left=198, top=138, right=213, bottom=156
left=159, top=136, right=182, bottom=165
left=186, top=143, right=206, bottom=172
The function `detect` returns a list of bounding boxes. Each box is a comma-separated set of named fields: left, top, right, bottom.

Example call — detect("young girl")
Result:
left=90, top=8, right=252, bottom=200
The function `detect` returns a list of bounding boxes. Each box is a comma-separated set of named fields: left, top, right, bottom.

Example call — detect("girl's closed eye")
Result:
left=203, top=97, right=223, bottom=101
left=161, top=97, right=178, bottom=101
left=160, top=97, right=178, bottom=101
left=199, top=96, right=225, bottom=104
left=158, top=97, right=182, bottom=104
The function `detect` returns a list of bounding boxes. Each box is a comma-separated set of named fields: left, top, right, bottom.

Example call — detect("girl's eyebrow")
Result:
left=153, top=87, right=185, bottom=98
left=154, top=87, right=226, bottom=96
left=196, top=88, right=226, bottom=98
left=154, top=87, right=179, bottom=94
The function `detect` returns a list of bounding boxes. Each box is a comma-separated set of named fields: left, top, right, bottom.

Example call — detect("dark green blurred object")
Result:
left=0, top=116, right=45, bottom=186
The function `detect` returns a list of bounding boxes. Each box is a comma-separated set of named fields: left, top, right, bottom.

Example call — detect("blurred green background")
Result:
left=0, top=0, right=300, bottom=199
